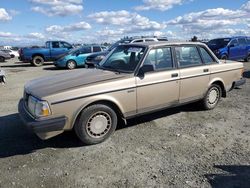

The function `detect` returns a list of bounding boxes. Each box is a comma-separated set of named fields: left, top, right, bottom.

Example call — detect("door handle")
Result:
left=203, top=69, right=209, bottom=73
left=171, top=73, right=178, bottom=78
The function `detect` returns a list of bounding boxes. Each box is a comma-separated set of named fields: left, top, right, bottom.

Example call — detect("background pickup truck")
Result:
left=19, top=41, right=73, bottom=66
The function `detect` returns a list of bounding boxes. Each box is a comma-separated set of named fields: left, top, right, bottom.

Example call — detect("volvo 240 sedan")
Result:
left=18, top=42, right=246, bottom=145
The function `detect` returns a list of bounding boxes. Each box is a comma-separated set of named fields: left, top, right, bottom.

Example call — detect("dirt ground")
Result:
left=0, top=58, right=249, bottom=188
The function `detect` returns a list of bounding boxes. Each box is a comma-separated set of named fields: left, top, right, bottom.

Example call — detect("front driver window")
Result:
left=143, top=47, right=173, bottom=71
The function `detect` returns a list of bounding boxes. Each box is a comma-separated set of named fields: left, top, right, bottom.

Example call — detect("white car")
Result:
left=0, top=49, right=19, bottom=58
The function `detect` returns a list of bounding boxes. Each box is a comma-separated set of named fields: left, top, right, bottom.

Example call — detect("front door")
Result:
left=136, top=47, right=180, bottom=114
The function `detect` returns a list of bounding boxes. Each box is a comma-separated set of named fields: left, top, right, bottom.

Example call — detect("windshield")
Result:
left=99, top=45, right=146, bottom=73
left=208, top=38, right=231, bottom=48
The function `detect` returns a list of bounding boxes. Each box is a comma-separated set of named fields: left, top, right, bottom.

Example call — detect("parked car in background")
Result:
left=207, top=36, right=250, bottom=61
left=54, top=45, right=103, bottom=69
left=0, top=50, right=11, bottom=62
left=85, top=36, right=168, bottom=67
left=19, top=42, right=245, bottom=145
left=0, top=70, right=6, bottom=84
left=0, top=49, right=19, bottom=58
left=19, top=41, right=73, bottom=66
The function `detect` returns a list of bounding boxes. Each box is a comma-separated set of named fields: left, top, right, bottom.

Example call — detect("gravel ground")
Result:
left=0, top=58, right=249, bottom=188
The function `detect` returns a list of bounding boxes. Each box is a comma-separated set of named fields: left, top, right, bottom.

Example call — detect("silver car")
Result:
left=0, top=50, right=11, bottom=62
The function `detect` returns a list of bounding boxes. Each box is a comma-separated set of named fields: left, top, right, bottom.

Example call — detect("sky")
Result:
left=0, top=0, right=249, bottom=46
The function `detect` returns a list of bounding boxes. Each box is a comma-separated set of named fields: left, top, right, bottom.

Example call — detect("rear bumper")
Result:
left=234, top=78, right=246, bottom=88
left=18, top=99, right=67, bottom=134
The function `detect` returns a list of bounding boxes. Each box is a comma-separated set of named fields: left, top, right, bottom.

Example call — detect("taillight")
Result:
left=19, top=48, right=23, bottom=55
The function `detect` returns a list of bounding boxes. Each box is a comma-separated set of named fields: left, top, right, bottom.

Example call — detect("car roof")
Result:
left=122, top=41, right=207, bottom=48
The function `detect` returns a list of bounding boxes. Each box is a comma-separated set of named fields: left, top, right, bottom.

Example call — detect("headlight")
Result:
left=28, top=96, right=51, bottom=117
left=94, top=55, right=105, bottom=61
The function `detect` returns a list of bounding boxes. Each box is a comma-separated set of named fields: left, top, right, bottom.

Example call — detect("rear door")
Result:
left=175, top=45, right=210, bottom=103
left=238, top=38, right=248, bottom=58
left=136, top=46, right=180, bottom=114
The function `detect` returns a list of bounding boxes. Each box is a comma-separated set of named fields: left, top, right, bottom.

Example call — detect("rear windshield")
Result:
left=208, top=38, right=231, bottom=48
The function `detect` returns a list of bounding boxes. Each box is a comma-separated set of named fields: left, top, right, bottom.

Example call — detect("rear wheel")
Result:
left=32, top=56, right=44, bottom=66
left=66, top=60, right=77, bottom=69
left=0, top=56, right=5, bottom=62
left=74, top=104, right=118, bottom=145
left=201, top=84, right=222, bottom=110
left=244, top=54, right=250, bottom=62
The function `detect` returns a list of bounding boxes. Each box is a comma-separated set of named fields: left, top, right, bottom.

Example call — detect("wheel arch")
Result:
left=208, top=78, right=226, bottom=98
left=32, top=53, right=45, bottom=59
left=72, top=98, right=125, bottom=129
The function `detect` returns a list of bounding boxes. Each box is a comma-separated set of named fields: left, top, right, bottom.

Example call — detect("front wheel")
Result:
left=66, top=60, right=77, bottom=69
left=0, top=76, right=6, bottom=84
left=221, top=55, right=228, bottom=60
left=74, top=104, right=118, bottom=145
left=201, top=84, right=222, bottom=110
left=32, top=56, right=44, bottom=66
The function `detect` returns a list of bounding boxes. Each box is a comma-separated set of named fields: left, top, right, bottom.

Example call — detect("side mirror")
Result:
left=229, top=44, right=235, bottom=48
left=138, top=64, right=154, bottom=77
left=75, top=52, right=80, bottom=56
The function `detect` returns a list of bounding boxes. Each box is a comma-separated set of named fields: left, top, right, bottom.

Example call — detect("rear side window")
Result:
left=238, top=38, right=247, bottom=46
left=133, top=39, right=143, bottom=43
left=175, top=46, right=202, bottom=67
left=80, top=47, right=92, bottom=54
left=93, top=46, right=101, bottom=52
left=199, top=47, right=215, bottom=64
left=144, top=47, right=173, bottom=71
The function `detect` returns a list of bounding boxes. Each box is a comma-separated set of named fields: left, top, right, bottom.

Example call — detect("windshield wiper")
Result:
left=101, top=65, right=122, bottom=74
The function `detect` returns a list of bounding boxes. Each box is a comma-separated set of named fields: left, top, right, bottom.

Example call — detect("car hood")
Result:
left=25, top=69, right=127, bottom=99
left=207, top=45, right=225, bottom=51
left=88, top=51, right=109, bottom=58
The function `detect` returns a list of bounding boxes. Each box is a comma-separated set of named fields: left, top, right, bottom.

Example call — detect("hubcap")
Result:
left=86, top=111, right=111, bottom=138
left=207, top=87, right=219, bottom=105
left=35, top=58, right=42, bottom=64
left=68, top=61, right=75, bottom=69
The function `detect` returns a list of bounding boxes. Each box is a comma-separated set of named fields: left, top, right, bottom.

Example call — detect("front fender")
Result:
left=71, top=94, right=125, bottom=129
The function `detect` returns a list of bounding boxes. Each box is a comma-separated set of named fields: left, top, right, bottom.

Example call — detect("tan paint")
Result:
left=21, top=42, right=244, bottom=139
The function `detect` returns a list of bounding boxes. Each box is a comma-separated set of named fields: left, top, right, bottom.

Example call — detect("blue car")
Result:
left=207, top=36, right=250, bottom=62
left=54, top=45, right=103, bottom=69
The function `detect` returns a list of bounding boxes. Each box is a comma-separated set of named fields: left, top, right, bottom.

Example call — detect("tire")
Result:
left=1, top=76, right=6, bottom=84
left=221, top=55, right=228, bottom=60
left=74, top=104, right=118, bottom=145
left=244, top=54, right=250, bottom=62
left=66, top=60, right=77, bottom=69
left=0, top=56, right=5, bottom=62
left=201, top=84, right=222, bottom=110
left=32, top=56, right=44, bottom=67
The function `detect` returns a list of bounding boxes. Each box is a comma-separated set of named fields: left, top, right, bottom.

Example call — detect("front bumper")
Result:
left=234, top=78, right=246, bottom=88
left=18, top=99, right=67, bottom=134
